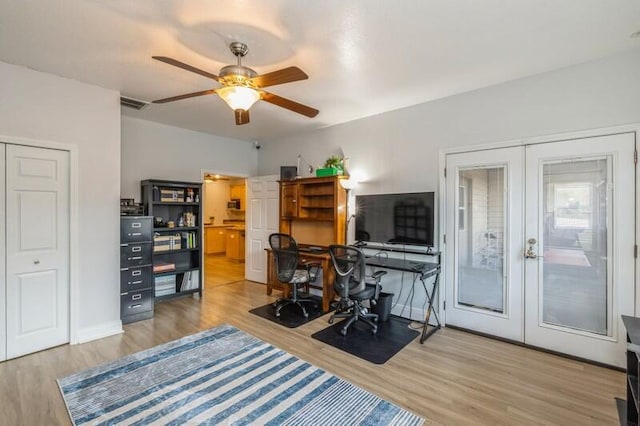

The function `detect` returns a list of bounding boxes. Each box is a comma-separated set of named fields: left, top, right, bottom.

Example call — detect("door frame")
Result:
left=200, top=168, right=250, bottom=283
left=438, top=123, right=640, bottom=327
left=0, top=134, right=79, bottom=344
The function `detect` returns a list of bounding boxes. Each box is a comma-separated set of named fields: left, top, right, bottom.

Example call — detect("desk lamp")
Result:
left=340, top=177, right=357, bottom=244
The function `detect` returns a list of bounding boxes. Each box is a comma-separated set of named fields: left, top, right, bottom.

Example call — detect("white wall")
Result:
left=259, top=49, right=640, bottom=194
left=258, top=48, right=640, bottom=319
left=204, top=181, right=231, bottom=225
left=0, top=61, right=121, bottom=340
left=121, top=116, right=257, bottom=200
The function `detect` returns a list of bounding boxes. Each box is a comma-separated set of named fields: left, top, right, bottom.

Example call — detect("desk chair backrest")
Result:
left=269, top=233, right=299, bottom=283
left=328, top=245, right=367, bottom=299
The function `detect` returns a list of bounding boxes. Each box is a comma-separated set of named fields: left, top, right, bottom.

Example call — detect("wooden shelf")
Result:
left=279, top=175, right=347, bottom=247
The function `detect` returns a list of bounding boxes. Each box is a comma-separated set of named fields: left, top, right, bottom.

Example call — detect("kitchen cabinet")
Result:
left=229, top=181, right=246, bottom=207
left=226, top=229, right=245, bottom=261
left=205, top=227, right=227, bottom=254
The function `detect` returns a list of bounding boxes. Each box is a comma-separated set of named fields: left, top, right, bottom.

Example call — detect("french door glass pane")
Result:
left=457, top=167, right=505, bottom=313
left=542, top=158, right=609, bottom=335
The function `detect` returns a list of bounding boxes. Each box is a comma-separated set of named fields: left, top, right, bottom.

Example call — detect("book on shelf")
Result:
left=181, top=212, right=197, bottom=227
left=153, top=262, right=176, bottom=273
left=160, top=188, right=184, bottom=202
left=154, top=275, right=176, bottom=297
left=153, top=233, right=181, bottom=252
left=179, top=270, right=199, bottom=291
left=180, top=231, right=198, bottom=249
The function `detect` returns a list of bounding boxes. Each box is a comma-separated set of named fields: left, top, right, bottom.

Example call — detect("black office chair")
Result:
left=328, top=245, right=387, bottom=335
left=269, top=233, right=319, bottom=318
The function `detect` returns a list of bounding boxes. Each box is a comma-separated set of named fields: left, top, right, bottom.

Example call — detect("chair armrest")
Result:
left=369, top=270, right=387, bottom=283
left=366, top=271, right=386, bottom=301
left=303, top=262, right=322, bottom=283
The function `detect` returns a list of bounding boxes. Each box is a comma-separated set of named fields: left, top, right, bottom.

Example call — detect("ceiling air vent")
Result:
left=120, top=96, right=148, bottom=110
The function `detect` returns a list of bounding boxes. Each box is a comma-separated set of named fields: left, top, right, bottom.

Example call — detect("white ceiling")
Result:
left=2, top=0, right=640, bottom=141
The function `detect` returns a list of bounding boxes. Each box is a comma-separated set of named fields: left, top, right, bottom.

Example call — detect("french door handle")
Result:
left=524, top=238, right=543, bottom=259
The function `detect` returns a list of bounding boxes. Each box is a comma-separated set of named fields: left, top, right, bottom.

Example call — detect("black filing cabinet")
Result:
left=120, top=216, right=154, bottom=324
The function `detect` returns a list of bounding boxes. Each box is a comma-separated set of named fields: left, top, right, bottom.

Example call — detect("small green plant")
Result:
left=323, top=155, right=343, bottom=170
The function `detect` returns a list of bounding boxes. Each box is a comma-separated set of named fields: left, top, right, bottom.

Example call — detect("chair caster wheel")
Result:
left=372, top=326, right=378, bottom=335
left=340, top=328, right=347, bottom=336
left=328, top=318, right=334, bottom=324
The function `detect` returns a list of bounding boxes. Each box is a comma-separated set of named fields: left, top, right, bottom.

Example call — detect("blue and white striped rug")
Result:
left=58, top=324, right=424, bottom=425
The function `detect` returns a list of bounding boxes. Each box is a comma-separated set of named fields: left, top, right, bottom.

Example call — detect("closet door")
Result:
left=5, top=144, right=70, bottom=359
left=0, top=144, right=5, bottom=361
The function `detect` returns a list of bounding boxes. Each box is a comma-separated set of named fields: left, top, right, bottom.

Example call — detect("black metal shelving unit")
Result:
left=141, top=179, right=203, bottom=301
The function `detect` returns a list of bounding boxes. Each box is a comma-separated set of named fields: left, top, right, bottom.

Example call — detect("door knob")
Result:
left=524, top=238, right=542, bottom=259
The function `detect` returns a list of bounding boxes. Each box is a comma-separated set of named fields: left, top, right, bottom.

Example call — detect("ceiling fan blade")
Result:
left=260, top=91, right=319, bottom=118
left=248, top=67, right=308, bottom=88
left=234, top=109, right=250, bottom=125
left=152, top=56, right=220, bottom=82
left=152, top=89, right=217, bottom=104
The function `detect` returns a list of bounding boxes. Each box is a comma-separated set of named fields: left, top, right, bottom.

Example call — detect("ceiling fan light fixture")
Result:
left=217, top=86, right=260, bottom=111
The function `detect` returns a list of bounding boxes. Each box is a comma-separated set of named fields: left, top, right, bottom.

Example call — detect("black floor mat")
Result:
left=249, top=295, right=328, bottom=328
left=311, top=316, right=419, bottom=364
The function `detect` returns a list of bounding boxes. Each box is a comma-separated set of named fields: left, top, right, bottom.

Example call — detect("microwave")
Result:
left=228, top=199, right=241, bottom=209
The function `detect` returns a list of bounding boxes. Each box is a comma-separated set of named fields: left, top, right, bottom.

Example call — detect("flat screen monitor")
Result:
left=355, top=192, right=435, bottom=247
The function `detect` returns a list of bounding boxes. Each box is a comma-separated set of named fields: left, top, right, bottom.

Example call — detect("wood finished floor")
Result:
left=203, top=253, right=245, bottom=288
left=0, top=279, right=625, bottom=425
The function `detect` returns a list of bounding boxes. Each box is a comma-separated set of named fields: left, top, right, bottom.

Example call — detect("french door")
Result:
left=445, top=133, right=635, bottom=366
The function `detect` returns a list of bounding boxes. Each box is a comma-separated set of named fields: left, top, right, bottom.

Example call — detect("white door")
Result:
left=445, top=147, right=525, bottom=341
left=524, top=133, right=635, bottom=366
left=0, top=145, right=5, bottom=361
left=445, top=132, right=635, bottom=366
left=245, top=175, right=279, bottom=283
left=5, top=144, right=70, bottom=359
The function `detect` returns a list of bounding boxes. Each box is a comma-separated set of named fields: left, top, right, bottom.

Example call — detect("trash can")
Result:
left=372, top=292, right=394, bottom=322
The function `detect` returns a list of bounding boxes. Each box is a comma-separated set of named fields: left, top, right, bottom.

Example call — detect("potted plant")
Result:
left=316, top=155, right=344, bottom=177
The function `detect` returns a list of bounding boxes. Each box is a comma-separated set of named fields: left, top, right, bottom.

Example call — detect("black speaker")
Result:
left=280, top=166, right=297, bottom=180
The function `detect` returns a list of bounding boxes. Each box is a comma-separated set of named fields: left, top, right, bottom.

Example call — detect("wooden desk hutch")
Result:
left=267, top=175, right=348, bottom=311
left=279, top=175, right=347, bottom=245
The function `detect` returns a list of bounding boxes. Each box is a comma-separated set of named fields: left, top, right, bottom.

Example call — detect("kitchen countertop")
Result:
left=204, top=224, right=245, bottom=231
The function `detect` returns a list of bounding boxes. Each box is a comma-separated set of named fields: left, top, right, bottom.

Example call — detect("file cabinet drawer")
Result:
left=120, top=217, right=152, bottom=243
left=120, top=289, right=153, bottom=317
left=120, top=243, right=152, bottom=268
left=120, top=266, right=152, bottom=292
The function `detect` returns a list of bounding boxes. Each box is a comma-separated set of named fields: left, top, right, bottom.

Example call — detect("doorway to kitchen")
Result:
left=202, top=173, right=246, bottom=288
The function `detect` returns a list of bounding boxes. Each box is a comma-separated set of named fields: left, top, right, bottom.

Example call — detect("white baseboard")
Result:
left=75, top=320, right=123, bottom=344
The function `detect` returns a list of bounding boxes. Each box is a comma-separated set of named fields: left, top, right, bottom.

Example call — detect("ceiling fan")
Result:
left=151, top=42, right=319, bottom=125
